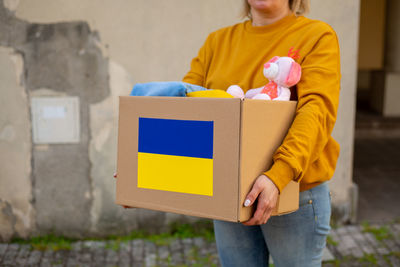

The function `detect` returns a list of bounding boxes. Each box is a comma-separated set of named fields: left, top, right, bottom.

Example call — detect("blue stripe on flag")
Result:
left=138, top=117, right=214, bottom=159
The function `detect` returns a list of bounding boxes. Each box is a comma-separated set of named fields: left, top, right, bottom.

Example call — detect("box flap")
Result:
left=238, top=99, right=297, bottom=222
left=274, top=180, right=299, bottom=215
left=116, top=96, right=242, bottom=221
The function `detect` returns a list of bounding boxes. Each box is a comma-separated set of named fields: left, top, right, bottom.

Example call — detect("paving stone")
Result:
left=193, top=237, right=206, bottom=248
left=328, top=232, right=338, bottom=243
left=201, top=242, right=217, bottom=256
left=392, top=223, right=400, bottom=233
left=14, top=244, right=30, bottom=266
left=131, top=239, right=144, bottom=263
left=67, top=248, right=81, bottom=264
left=381, top=235, right=400, bottom=253
left=352, top=232, right=375, bottom=254
left=118, top=260, right=132, bottom=267
left=91, top=247, right=106, bottom=265
left=337, top=235, right=358, bottom=256
left=170, top=250, right=184, bottom=266
left=329, top=229, right=339, bottom=236
left=158, top=262, right=170, bottom=267
left=144, top=253, right=157, bottom=267
left=336, top=226, right=348, bottom=235
left=43, top=249, right=53, bottom=258
left=52, top=250, right=69, bottom=265
left=72, top=241, right=83, bottom=250
left=209, top=242, right=217, bottom=250
left=184, top=249, right=198, bottom=265
left=169, top=239, right=182, bottom=252
left=105, top=248, right=119, bottom=263
left=210, top=252, right=221, bottom=266
left=364, top=232, right=390, bottom=255
left=351, top=248, right=364, bottom=258
left=2, top=244, right=20, bottom=265
left=182, top=238, right=194, bottom=262
left=376, top=246, right=390, bottom=255
left=119, top=249, right=131, bottom=265
left=120, top=241, right=131, bottom=251
left=322, top=247, right=335, bottom=261
left=364, top=232, right=380, bottom=249
left=375, top=256, right=389, bottom=267
left=390, top=224, right=400, bottom=246
left=131, top=262, right=144, bottom=267
left=66, top=258, right=79, bottom=267
left=0, top=243, right=8, bottom=258
left=77, top=248, right=92, bottom=263
left=40, top=261, right=53, bottom=267
left=144, top=240, right=156, bottom=254
left=26, top=250, right=42, bottom=265
left=144, top=242, right=157, bottom=266
left=157, top=245, right=170, bottom=260
left=346, top=225, right=359, bottom=234
left=181, top=238, right=193, bottom=246
left=387, top=254, right=400, bottom=266
left=82, top=240, right=105, bottom=249
left=1, top=220, right=399, bottom=267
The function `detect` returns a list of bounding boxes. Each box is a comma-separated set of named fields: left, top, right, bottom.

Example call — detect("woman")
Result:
left=182, top=0, right=340, bottom=266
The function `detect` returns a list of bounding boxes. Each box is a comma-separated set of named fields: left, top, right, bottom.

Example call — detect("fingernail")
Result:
left=244, top=199, right=251, bottom=207
left=113, top=172, right=117, bottom=178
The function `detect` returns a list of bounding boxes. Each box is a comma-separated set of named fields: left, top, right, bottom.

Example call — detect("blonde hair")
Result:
left=242, top=0, right=310, bottom=19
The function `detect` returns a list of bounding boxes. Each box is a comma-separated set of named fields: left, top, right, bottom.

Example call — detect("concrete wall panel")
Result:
left=309, top=0, right=360, bottom=222
left=89, top=60, right=140, bottom=235
left=14, top=0, right=242, bottom=82
left=23, top=22, right=110, bottom=237
left=0, top=47, right=34, bottom=241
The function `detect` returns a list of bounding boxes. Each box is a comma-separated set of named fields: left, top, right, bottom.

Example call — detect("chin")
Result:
left=248, top=0, right=281, bottom=12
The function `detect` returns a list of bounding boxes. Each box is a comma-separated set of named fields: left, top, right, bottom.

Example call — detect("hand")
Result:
left=242, top=175, right=279, bottom=226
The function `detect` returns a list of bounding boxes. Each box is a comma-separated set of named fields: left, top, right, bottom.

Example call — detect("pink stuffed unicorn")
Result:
left=227, top=48, right=301, bottom=101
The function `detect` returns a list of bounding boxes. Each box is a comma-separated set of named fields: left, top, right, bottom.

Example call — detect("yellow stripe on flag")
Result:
left=137, top=152, right=213, bottom=196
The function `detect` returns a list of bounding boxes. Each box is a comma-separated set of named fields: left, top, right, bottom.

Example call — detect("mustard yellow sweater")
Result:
left=183, top=14, right=341, bottom=192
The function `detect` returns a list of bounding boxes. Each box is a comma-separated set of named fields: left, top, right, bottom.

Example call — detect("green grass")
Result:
left=382, top=252, right=400, bottom=267
left=358, top=253, right=378, bottom=266
left=326, top=235, right=338, bottom=246
left=11, top=220, right=215, bottom=251
left=361, top=221, right=394, bottom=242
left=390, top=217, right=400, bottom=224
left=12, top=234, right=74, bottom=251
left=169, top=220, right=215, bottom=241
left=323, top=255, right=362, bottom=267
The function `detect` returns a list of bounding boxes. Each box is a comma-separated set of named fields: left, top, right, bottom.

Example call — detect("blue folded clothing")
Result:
left=130, top=81, right=206, bottom=97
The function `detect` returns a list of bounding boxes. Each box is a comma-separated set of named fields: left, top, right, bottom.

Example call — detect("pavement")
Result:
left=1, top=110, right=400, bottom=266
left=0, top=222, right=400, bottom=266
left=353, top=109, right=400, bottom=223
left=0, top=237, right=220, bottom=267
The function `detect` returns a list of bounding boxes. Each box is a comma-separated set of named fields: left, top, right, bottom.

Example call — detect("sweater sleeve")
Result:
left=264, top=27, right=341, bottom=193
left=182, top=33, right=215, bottom=87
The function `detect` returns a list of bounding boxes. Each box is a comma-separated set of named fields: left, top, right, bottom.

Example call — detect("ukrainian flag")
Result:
left=137, top=117, right=214, bottom=196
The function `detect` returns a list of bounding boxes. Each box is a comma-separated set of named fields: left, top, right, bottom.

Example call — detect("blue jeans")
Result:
left=214, top=182, right=331, bottom=267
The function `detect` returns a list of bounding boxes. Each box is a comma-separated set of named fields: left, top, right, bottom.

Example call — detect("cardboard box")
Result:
left=116, top=96, right=299, bottom=222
